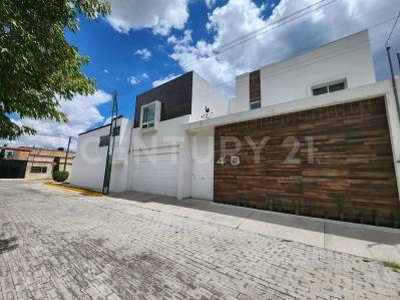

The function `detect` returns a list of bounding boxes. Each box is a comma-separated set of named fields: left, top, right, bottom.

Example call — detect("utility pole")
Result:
left=31, top=145, right=36, bottom=168
left=397, top=52, right=400, bottom=71
left=63, top=137, right=71, bottom=171
left=385, top=11, right=400, bottom=124
left=102, top=90, right=118, bottom=194
left=386, top=46, right=400, bottom=119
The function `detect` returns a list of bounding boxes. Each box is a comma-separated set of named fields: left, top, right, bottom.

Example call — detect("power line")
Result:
left=116, top=16, right=400, bottom=102
left=215, top=0, right=335, bottom=53
left=181, top=0, right=398, bottom=73
left=183, top=0, right=338, bottom=70
left=184, top=24, right=400, bottom=102
left=117, top=30, right=399, bottom=109
left=115, top=0, right=399, bottom=98
left=385, top=10, right=400, bottom=46
left=114, top=2, right=400, bottom=101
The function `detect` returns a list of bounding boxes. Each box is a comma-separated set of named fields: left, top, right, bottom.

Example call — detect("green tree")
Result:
left=0, top=0, right=110, bottom=140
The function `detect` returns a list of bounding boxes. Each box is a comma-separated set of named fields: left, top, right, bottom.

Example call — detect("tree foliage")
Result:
left=0, top=0, right=110, bottom=140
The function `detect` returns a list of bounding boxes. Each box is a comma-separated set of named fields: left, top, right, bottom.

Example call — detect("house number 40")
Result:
left=216, top=156, right=241, bottom=166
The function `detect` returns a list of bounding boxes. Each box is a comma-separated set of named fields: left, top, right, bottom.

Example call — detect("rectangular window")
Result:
left=312, top=80, right=346, bottom=96
left=112, top=126, right=120, bottom=136
left=142, top=103, right=156, bottom=128
left=250, top=100, right=261, bottom=110
left=31, top=166, right=47, bottom=173
left=328, top=82, right=345, bottom=92
left=99, top=135, right=109, bottom=147
left=312, top=86, right=328, bottom=96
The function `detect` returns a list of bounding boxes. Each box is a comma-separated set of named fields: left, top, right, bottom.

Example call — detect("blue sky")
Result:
left=65, top=0, right=281, bottom=124
left=5, top=0, right=400, bottom=150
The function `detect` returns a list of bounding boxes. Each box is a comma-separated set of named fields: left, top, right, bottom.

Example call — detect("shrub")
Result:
left=53, top=170, right=69, bottom=182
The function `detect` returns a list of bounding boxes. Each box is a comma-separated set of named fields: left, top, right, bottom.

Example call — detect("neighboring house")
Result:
left=71, top=30, right=400, bottom=227
left=0, top=146, right=75, bottom=179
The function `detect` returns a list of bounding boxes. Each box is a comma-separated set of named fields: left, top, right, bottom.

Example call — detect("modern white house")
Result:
left=71, top=30, right=400, bottom=227
left=71, top=71, right=229, bottom=196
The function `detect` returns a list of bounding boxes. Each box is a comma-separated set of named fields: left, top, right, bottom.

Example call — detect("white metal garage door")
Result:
left=131, top=151, right=179, bottom=197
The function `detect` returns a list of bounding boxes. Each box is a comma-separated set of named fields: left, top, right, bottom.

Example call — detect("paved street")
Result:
left=0, top=180, right=399, bottom=300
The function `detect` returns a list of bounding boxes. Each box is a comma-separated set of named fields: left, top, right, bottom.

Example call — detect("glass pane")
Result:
left=312, top=86, right=328, bottom=96
left=143, top=104, right=155, bottom=123
left=329, top=82, right=345, bottom=92
left=250, top=100, right=261, bottom=110
left=112, top=126, right=120, bottom=136
left=99, top=135, right=109, bottom=147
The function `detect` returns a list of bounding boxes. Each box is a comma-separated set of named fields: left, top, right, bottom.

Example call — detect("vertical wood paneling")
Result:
left=249, top=70, right=261, bottom=102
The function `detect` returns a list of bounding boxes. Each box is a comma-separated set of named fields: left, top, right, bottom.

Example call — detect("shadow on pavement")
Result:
left=0, top=236, right=18, bottom=253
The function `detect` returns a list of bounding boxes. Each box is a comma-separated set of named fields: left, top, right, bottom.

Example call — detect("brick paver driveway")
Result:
left=0, top=180, right=399, bottom=300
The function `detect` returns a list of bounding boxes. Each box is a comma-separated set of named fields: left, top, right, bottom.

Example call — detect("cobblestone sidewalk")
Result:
left=0, top=180, right=399, bottom=300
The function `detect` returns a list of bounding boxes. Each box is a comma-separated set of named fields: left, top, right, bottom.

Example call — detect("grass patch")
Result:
left=383, top=260, right=400, bottom=273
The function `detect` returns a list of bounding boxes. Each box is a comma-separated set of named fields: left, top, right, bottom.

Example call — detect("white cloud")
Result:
left=168, top=0, right=400, bottom=96
left=135, top=48, right=152, bottom=60
left=152, top=74, right=180, bottom=87
left=2, top=90, right=112, bottom=151
left=104, top=69, right=109, bottom=74
left=103, top=116, right=112, bottom=125
left=106, top=0, right=189, bottom=35
left=128, top=73, right=149, bottom=85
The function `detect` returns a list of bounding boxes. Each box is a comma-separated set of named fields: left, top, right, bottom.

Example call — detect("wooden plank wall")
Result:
left=214, top=97, right=400, bottom=227
left=249, top=70, right=261, bottom=102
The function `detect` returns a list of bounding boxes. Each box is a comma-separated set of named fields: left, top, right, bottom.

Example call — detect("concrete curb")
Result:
left=43, top=182, right=103, bottom=197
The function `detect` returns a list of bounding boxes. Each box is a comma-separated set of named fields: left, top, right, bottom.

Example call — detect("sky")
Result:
left=4, top=0, right=400, bottom=150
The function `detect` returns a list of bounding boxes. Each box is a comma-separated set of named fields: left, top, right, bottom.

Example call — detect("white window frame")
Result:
left=140, top=101, right=161, bottom=133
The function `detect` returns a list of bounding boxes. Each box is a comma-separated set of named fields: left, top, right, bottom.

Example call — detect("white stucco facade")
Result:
left=191, top=72, right=229, bottom=122
left=71, top=30, right=400, bottom=202
left=70, top=117, right=132, bottom=192
left=229, top=30, right=376, bottom=114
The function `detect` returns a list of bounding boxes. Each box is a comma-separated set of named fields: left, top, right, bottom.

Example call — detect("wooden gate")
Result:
left=214, top=97, right=400, bottom=227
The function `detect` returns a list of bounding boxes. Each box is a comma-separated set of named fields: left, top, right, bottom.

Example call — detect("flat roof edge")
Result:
left=78, top=115, right=125, bottom=136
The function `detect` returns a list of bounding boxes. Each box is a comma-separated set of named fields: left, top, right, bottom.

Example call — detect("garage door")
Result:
left=214, top=97, right=400, bottom=227
left=131, top=151, right=178, bottom=197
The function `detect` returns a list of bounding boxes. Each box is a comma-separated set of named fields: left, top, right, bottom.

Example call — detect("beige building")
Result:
left=1, top=146, right=75, bottom=180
